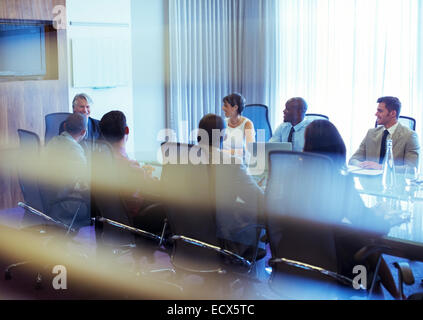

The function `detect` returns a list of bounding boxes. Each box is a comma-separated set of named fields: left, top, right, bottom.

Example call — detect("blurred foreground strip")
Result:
left=0, top=224, right=183, bottom=299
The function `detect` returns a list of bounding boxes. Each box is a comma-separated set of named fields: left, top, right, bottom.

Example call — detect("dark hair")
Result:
left=223, top=93, right=246, bottom=115
left=198, top=114, right=226, bottom=146
left=65, top=113, right=87, bottom=135
left=377, top=96, right=401, bottom=119
left=286, top=97, right=308, bottom=115
left=99, top=111, right=127, bottom=144
left=303, top=120, right=346, bottom=170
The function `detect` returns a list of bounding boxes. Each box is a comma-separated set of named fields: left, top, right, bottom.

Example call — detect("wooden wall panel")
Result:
left=0, top=0, right=69, bottom=210
left=0, top=0, right=65, bottom=21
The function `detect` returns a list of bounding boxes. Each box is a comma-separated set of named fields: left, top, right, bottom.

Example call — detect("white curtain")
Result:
left=167, top=0, right=279, bottom=142
left=277, top=0, right=423, bottom=160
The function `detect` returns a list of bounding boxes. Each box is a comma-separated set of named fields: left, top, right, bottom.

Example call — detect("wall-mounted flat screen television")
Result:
left=0, top=22, right=46, bottom=77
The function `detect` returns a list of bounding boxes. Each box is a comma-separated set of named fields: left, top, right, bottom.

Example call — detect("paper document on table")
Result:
left=347, top=165, right=382, bottom=176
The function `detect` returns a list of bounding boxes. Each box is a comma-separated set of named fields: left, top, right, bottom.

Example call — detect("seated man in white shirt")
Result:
left=268, top=97, right=312, bottom=152
left=349, top=96, right=420, bottom=171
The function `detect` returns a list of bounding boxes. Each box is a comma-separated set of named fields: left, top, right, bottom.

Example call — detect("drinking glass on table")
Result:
left=404, top=166, right=418, bottom=187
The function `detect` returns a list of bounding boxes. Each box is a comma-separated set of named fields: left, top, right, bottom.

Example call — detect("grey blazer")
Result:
left=349, top=122, right=420, bottom=170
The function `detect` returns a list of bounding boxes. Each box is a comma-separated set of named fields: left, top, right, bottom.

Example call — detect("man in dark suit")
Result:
left=60, top=93, right=102, bottom=147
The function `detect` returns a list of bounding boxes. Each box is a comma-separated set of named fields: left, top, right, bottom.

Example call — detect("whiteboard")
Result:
left=71, top=37, right=130, bottom=88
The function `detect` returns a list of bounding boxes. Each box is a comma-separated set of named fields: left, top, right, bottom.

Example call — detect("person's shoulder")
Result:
left=396, top=121, right=415, bottom=136
left=298, top=119, right=313, bottom=130
left=44, top=134, right=61, bottom=150
left=367, top=126, right=382, bottom=136
left=47, top=132, right=69, bottom=144
left=89, top=117, right=100, bottom=126
left=44, top=133, right=83, bottom=156
left=243, top=117, right=254, bottom=128
left=275, top=122, right=289, bottom=130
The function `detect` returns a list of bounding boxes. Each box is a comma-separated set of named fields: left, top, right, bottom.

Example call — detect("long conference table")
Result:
left=348, top=170, right=423, bottom=265
left=351, top=169, right=423, bottom=244
left=148, top=158, right=423, bottom=263
left=248, top=163, right=423, bottom=262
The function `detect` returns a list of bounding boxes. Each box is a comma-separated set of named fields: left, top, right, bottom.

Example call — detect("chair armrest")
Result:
left=95, top=216, right=162, bottom=242
left=353, top=244, right=393, bottom=262
left=268, top=257, right=357, bottom=287
left=361, top=237, right=423, bottom=263
left=393, top=262, right=415, bottom=285
left=18, top=202, right=76, bottom=232
left=171, top=235, right=251, bottom=268
left=393, top=261, right=416, bottom=300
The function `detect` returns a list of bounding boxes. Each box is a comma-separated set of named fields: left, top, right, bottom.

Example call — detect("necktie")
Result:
left=288, top=126, right=295, bottom=143
left=379, top=129, right=390, bottom=164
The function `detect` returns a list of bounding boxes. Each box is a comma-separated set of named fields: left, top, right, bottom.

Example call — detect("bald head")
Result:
left=283, top=97, right=308, bottom=125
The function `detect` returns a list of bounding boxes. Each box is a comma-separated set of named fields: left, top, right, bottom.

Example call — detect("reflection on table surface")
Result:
left=353, top=174, right=423, bottom=245
left=249, top=168, right=423, bottom=245
left=146, top=161, right=422, bottom=246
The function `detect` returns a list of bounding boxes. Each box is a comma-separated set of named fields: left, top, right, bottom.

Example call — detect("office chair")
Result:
left=17, top=128, right=89, bottom=227
left=358, top=237, right=423, bottom=300
left=44, top=112, right=71, bottom=144
left=160, top=143, right=264, bottom=298
left=5, top=129, right=90, bottom=286
left=399, top=116, right=416, bottom=131
left=243, top=104, right=272, bottom=142
left=5, top=199, right=88, bottom=286
left=394, top=261, right=423, bottom=300
left=305, top=113, right=329, bottom=121
left=16, top=129, right=45, bottom=227
left=91, top=141, right=170, bottom=271
left=375, top=116, right=416, bottom=131
left=264, top=151, right=386, bottom=299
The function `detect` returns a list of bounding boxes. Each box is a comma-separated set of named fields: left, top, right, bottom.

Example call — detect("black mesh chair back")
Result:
left=160, top=143, right=222, bottom=272
left=17, top=129, right=45, bottom=227
left=91, top=141, right=135, bottom=247
left=243, top=104, right=272, bottom=142
left=264, top=151, right=354, bottom=299
left=305, top=113, right=329, bottom=121
left=399, top=116, right=416, bottom=131
left=45, top=112, right=72, bottom=144
left=160, top=142, right=261, bottom=277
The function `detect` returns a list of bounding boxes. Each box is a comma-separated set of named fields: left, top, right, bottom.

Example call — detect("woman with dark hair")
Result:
left=303, top=120, right=347, bottom=171
left=303, top=119, right=400, bottom=299
left=221, top=93, right=255, bottom=157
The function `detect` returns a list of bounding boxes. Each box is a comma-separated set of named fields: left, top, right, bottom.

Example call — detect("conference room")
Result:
left=0, top=0, right=423, bottom=303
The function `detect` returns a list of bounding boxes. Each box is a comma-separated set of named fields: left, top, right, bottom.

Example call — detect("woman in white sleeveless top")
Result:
left=221, top=93, right=255, bottom=158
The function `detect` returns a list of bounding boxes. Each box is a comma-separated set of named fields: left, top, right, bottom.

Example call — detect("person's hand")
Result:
left=129, top=159, right=141, bottom=168
left=142, top=164, right=155, bottom=179
left=359, top=161, right=382, bottom=170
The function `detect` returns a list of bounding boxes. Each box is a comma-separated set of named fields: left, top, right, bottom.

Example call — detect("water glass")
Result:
left=404, top=166, right=418, bottom=187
